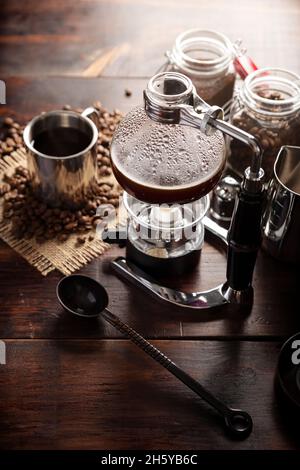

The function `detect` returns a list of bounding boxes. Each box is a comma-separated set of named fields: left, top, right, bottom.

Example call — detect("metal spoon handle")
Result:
left=102, top=308, right=252, bottom=438
left=102, top=309, right=173, bottom=369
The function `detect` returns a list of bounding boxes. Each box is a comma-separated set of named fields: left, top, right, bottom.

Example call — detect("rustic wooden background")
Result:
left=0, top=0, right=300, bottom=450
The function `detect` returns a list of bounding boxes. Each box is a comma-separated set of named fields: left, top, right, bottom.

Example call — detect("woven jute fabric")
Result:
left=0, top=149, right=123, bottom=276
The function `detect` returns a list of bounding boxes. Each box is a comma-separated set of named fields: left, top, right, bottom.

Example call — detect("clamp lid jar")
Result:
left=165, top=29, right=236, bottom=107
left=228, top=68, right=300, bottom=180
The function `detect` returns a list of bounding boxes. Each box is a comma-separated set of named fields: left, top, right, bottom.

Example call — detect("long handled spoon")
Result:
left=56, top=274, right=253, bottom=439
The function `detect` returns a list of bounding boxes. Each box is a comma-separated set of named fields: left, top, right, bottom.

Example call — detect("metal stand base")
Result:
left=111, top=256, right=253, bottom=310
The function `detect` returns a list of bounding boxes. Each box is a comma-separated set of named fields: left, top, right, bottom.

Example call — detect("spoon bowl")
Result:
left=57, top=274, right=108, bottom=317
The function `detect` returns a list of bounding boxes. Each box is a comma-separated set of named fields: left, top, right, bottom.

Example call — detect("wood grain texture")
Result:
left=0, top=77, right=299, bottom=340
left=0, top=1, right=300, bottom=452
left=0, top=339, right=297, bottom=450
left=0, top=76, right=144, bottom=123
left=1, top=0, right=300, bottom=77
left=0, top=238, right=300, bottom=340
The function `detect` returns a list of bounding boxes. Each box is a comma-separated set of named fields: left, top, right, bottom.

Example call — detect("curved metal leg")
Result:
left=111, top=257, right=252, bottom=310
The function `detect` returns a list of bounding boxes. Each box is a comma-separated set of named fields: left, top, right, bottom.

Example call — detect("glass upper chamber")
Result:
left=110, top=73, right=226, bottom=204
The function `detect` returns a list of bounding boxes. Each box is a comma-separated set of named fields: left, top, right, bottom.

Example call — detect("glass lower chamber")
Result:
left=123, top=192, right=209, bottom=277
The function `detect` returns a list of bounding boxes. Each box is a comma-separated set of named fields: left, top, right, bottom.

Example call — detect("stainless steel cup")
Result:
left=262, top=145, right=300, bottom=264
left=23, top=107, right=99, bottom=208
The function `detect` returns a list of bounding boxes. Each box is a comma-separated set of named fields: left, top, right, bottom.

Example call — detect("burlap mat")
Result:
left=0, top=149, right=123, bottom=276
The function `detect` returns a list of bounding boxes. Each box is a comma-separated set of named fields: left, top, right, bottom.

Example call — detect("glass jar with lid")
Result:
left=164, top=29, right=236, bottom=107
left=228, top=68, right=300, bottom=180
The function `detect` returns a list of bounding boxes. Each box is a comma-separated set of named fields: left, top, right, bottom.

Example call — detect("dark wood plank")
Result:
left=0, top=0, right=299, bottom=454
left=0, top=76, right=299, bottom=340
left=0, top=339, right=296, bottom=450
left=1, top=237, right=300, bottom=340
left=0, top=76, right=144, bottom=124
left=1, top=0, right=300, bottom=77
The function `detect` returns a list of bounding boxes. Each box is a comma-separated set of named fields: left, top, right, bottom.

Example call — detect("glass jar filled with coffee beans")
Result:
left=163, top=29, right=236, bottom=107
left=228, top=68, right=300, bottom=180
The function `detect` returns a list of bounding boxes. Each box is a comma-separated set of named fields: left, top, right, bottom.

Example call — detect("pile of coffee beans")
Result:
left=228, top=90, right=300, bottom=179
left=1, top=166, right=121, bottom=244
left=0, top=117, right=25, bottom=156
left=0, top=102, right=124, bottom=244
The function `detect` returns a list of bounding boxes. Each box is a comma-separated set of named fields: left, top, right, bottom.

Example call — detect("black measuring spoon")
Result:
left=56, top=274, right=253, bottom=439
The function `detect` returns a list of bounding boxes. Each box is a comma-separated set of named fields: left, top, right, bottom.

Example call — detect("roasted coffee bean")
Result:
left=65, top=221, right=78, bottom=231
left=99, top=165, right=111, bottom=176
left=109, top=198, right=119, bottom=207
left=6, top=190, right=17, bottom=200
left=6, top=138, right=15, bottom=147
left=13, top=134, right=22, bottom=144
left=78, top=215, right=91, bottom=224
left=58, top=233, right=69, bottom=242
left=3, top=117, right=14, bottom=126
left=14, top=201, right=24, bottom=209
left=4, top=209, right=13, bottom=218
left=101, top=156, right=110, bottom=165
left=59, top=210, right=68, bottom=219
left=86, top=201, right=97, bottom=211
left=258, top=90, right=283, bottom=100
left=93, top=101, right=102, bottom=110
left=99, top=183, right=111, bottom=193
left=261, top=138, right=270, bottom=150
left=18, top=184, right=26, bottom=193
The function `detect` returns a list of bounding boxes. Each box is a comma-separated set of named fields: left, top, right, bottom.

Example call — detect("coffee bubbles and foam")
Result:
left=111, top=106, right=226, bottom=203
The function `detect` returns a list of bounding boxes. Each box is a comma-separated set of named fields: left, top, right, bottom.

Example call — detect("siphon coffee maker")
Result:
left=108, top=72, right=265, bottom=310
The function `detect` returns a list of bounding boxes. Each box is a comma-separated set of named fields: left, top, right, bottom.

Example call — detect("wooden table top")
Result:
left=0, top=0, right=299, bottom=451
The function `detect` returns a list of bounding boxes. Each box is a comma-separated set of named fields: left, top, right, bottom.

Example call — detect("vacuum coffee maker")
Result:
left=107, top=72, right=264, bottom=310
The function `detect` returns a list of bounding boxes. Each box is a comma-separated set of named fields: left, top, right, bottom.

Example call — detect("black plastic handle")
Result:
left=226, top=187, right=265, bottom=291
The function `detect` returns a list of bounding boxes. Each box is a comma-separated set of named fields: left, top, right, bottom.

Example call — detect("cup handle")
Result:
left=81, top=107, right=99, bottom=129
